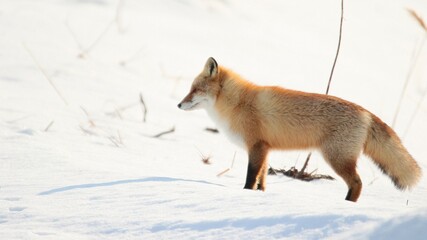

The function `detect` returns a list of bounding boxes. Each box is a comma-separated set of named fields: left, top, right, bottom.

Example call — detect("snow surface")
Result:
left=1, top=0, right=427, bottom=239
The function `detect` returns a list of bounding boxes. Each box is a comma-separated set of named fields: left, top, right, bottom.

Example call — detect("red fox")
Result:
left=178, top=57, right=422, bottom=202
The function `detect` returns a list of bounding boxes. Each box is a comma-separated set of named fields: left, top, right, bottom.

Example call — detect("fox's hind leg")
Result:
left=256, top=161, right=269, bottom=191
left=244, top=141, right=269, bottom=191
left=344, top=172, right=362, bottom=202
left=321, top=146, right=363, bottom=202
left=333, top=162, right=362, bottom=202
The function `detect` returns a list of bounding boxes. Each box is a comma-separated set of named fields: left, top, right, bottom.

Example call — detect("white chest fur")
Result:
left=204, top=101, right=246, bottom=150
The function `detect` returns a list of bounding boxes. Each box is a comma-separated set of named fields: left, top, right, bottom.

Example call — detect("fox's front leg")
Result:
left=244, top=141, right=270, bottom=191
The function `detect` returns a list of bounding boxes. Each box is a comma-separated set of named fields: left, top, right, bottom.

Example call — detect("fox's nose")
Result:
left=177, top=103, right=182, bottom=109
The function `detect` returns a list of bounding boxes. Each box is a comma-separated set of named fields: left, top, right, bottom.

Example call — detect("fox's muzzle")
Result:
left=177, top=92, right=197, bottom=110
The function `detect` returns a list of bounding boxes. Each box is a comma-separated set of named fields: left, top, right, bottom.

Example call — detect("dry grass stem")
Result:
left=79, top=125, right=96, bottom=135
left=205, top=127, right=219, bottom=133
left=66, top=18, right=114, bottom=58
left=114, top=108, right=123, bottom=120
left=23, top=43, right=68, bottom=106
left=408, top=9, right=427, bottom=32
left=217, top=152, right=236, bottom=177
left=108, top=136, right=121, bottom=147
left=216, top=168, right=230, bottom=177
left=65, top=19, right=85, bottom=53
left=80, top=106, right=96, bottom=127
left=268, top=166, right=334, bottom=182
left=304, top=0, right=344, bottom=167
left=194, top=147, right=212, bottom=165
left=298, top=152, right=312, bottom=177
left=393, top=10, right=427, bottom=128
left=44, top=121, right=55, bottom=132
left=368, top=176, right=379, bottom=186
left=152, top=126, right=175, bottom=138
left=139, top=93, right=147, bottom=122
left=201, top=156, right=212, bottom=165
left=105, top=102, right=139, bottom=118
left=230, top=151, right=236, bottom=169
left=84, top=20, right=114, bottom=56
left=119, top=47, right=144, bottom=67
left=392, top=37, right=426, bottom=127
left=325, top=0, right=344, bottom=95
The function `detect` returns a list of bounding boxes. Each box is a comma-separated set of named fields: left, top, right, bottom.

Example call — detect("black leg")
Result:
left=243, top=141, right=269, bottom=191
left=345, top=188, right=353, bottom=201
left=244, top=162, right=258, bottom=190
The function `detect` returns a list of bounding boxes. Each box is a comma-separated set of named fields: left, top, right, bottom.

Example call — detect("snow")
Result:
left=1, top=0, right=426, bottom=239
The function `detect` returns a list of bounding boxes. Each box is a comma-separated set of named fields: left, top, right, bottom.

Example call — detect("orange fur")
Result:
left=178, top=58, right=422, bottom=202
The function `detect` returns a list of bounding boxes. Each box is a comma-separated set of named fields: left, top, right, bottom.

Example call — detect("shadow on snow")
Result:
left=38, top=177, right=223, bottom=195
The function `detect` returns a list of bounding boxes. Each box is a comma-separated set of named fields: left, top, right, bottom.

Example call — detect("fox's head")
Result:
left=177, top=57, right=221, bottom=111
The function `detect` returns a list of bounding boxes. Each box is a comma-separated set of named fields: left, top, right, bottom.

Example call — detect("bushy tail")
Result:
left=363, top=114, right=422, bottom=190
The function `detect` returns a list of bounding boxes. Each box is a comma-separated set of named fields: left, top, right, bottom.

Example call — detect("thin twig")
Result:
left=79, top=125, right=96, bottom=135
left=65, top=19, right=85, bottom=53
left=23, top=43, right=68, bottom=105
left=205, top=127, right=219, bottom=133
left=80, top=106, right=96, bottom=127
left=268, top=165, right=277, bottom=175
left=194, top=146, right=212, bottom=165
left=44, top=121, right=54, bottom=132
left=393, top=10, right=427, bottom=128
left=230, top=151, right=236, bottom=169
left=308, top=168, right=318, bottom=176
left=298, top=152, right=312, bottom=176
left=140, top=92, right=147, bottom=122
left=84, top=19, right=114, bottom=56
left=201, top=155, right=212, bottom=165
left=119, top=47, right=144, bottom=67
left=217, top=168, right=230, bottom=177
left=268, top=166, right=334, bottom=181
left=114, top=108, right=123, bottom=120
left=65, top=16, right=114, bottom=58
left=407, top=8, right=427, bottom=31
left=152, top=126, right=175, bottom=138
left=325, top=0, right=344, bottom=95
left=217, top=152, right=237, bottom=177
left=392, top=35, right=426, bottom=128
left=107, top=136, right=120, bottom=147
left=68, top=19, right=114, bottom=58
left=105, top=102, right=139, bottom=117
left=80, top=106, right=90, bottom=117
left=305, top=0, right=344, bottom=167
left=368, top=176, right=379, bottom=186
left=116, top=102, right=139, bottom=112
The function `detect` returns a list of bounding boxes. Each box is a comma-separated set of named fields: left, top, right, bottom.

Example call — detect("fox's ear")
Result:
left=203, top=57, right=218, bottom=78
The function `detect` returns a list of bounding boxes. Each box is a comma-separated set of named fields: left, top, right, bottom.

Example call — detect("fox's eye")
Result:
left=192, top=88, right=205, bottom=94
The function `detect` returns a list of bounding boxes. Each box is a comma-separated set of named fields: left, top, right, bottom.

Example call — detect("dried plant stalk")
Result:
left=152, top=126, right=175, bottom=138
left=393, top=10, right=427, bottom=128
left=407, top=9, right=427, bottom=32
left=23, top=43, right=68, bottom=105
left=303, top=0, right=344, bottom=170
left=140, top=93, right=147, bottom=122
